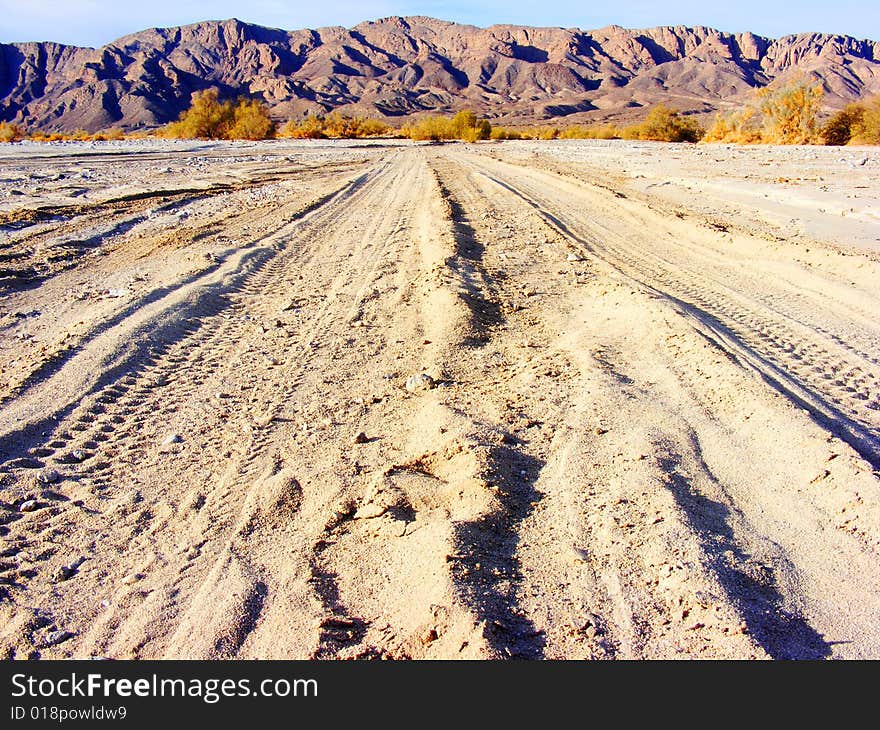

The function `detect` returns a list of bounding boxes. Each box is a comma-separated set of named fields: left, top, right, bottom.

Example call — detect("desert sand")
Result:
left=1, top=138, right=879, bottom=659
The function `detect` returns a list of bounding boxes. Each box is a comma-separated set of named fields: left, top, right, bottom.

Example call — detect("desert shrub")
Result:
left=282, top=113, right=391, bottom=139
left=758, top=81, right=824, bottom=144
left=624, top=105, right=703, bottom=142
left=227, top=98, right=276, bottom=140
left=402, top=111, right=492, bottom=141
left=162, top=90, right=275, bottom=140
left=490, top=127, right=524, bottom=140
left=283, top=115, right=327, bottom=139
left=324, top=112, right=390, bottom=138
left=822, top=103, right=865, bottom=145
left=0, top=122, right=24, bottom=142
left=703, top=81, right=825, bottom=145
left=402, top=116, right=451, bottom=141
left=527, top=126, right=560, bottom=140
left=163, top=89, right=234, bottom=139
left=703, top=106, right=763, bottom=143
left=850, top=97, right=880, bottom=145
left=619, top=123, right=642, bottom=140
left=450, top=110, right=491, bottom=142
left=560, top=124, right=620, bottom=140
left=490, top=126, right=560, bottom=140
left=92, top=127, right=125, bottom=141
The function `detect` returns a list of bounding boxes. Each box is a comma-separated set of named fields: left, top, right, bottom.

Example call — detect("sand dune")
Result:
left=1, top=139, right=878, bottom=659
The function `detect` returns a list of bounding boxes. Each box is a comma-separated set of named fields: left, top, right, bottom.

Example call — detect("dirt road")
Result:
left=1, top=140, right=879, bottom=659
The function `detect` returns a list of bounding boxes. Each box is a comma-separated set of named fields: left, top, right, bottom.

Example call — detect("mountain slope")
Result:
left=1, top=16, right=878, bottom=131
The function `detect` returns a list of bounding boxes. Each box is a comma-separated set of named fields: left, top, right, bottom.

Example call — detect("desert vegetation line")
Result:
left=1, top=83, right=878, bottom=146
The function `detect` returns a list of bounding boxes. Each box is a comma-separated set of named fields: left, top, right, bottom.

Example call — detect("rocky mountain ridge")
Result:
left=1, top=16, right=878, bottom=131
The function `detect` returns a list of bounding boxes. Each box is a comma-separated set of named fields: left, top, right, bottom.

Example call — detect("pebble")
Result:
left=405, top=373, right=435, bottom=392
left=19, top=500, right=39, bottom=512
left=44, top=630, right=73, bottom=647
left=102, top=288, right=130, bottom=299
left=121, top=573, right=144, bottom=586
left=161, top=433, right=182, bottom=446
left=352, top=431, right=369, bottom=444
left=566, top=253, right=583, bottom=262
left=54, top=565, right=75, bottom=582
left=38, top=469, right=60, bottom=484
left=54, top=557, right=85, bottom=582
left=70, top=449, right=87, bottom=463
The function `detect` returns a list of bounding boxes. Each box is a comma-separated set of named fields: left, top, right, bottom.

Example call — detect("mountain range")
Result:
left=1, top=16, right=878, bottom=132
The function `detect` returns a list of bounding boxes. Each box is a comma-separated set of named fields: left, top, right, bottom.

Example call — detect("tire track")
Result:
left=460, top=151, right=880, bottom=469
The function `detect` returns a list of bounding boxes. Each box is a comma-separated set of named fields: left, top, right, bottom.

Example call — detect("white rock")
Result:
left=405, top=373, right=435, bottom=392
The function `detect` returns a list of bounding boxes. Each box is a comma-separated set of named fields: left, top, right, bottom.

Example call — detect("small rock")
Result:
left=44, top=630, right=73, bottom=647
left=70, top=449, right=87, bottom=463
left=19, top=500, right=39, bottom=513
left=405, top=373, right=435, bottom=392
left=38, top=469, right=60, bottom=484
left=352, top=431, right=369, bottom=444
left=161, top=433, right=182, bottom=446
left=54, top=556, right=85, bottom=582
left=421, top=628, right=439, bottom=645
left=101, top=288, right=130, bottom=299
left=566, top=253, right=583, bottom=262
left=54, top=565, right=75, bottom=582
left=354, top=503, right=388, bottom=520
left=121, top=573, right=144, bottom=586
left=594, top=427, right=608, bottom=435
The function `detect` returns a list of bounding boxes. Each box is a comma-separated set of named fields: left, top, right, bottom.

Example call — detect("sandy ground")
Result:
left=1, top=138, right=879, bottom=660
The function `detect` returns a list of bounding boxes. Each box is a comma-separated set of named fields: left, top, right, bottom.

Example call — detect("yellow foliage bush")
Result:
left=704, top=81, right=824, bottom=145
left=0, top=122, right=24, bottom=142
left=490, top=127, right=523, bottom=140
left=758, top=82, right=824, bottom=144
left=402, top=110, right=492, bottom=141
left=559, top=124, right=620, bottom=140
left=821, top=98, right=880, bottom=145
left=92, top=127, right=125, bottom=141
left=282, top=113, right=391, bottom=139
left=849, top=97, right=880, bottom=145
left=24, top=127, right=125, bottom=142
left=822, top=103, right=865, bottom=146
left=227, top=99, right=276, bottom=140
left=622, top=105, right=703, bottom=142
left=162, top=89, right=275, bottom=140
left=703, top=106, right=763, bottom=143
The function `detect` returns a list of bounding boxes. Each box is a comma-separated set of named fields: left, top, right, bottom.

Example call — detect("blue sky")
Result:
left=0, top=1, right=877, bottom=47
